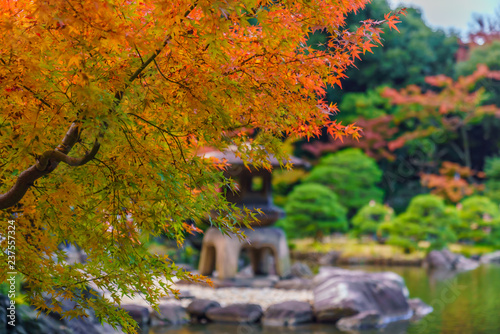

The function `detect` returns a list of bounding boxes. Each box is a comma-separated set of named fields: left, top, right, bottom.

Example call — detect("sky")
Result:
left=388, top=0, right=499, bottom=35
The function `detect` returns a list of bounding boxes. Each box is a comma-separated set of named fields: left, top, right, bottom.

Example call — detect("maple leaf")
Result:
left=0, top=0, right=403, bottom=331
left=385, top=12, right=401, bottom=32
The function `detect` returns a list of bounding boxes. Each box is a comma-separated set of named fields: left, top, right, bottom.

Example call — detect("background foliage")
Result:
left=277, top=183, right=348, bottom=240
left=304, top=148, right=384, bottom=215
left=378, top=195, right=460, bottom=252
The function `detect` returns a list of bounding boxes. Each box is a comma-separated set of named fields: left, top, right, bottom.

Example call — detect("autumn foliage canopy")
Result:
left=0, top=0, right=402, bottom=330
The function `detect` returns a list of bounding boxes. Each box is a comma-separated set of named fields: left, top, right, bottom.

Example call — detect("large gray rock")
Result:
left=336, top=310, right=382, bottom=331
left=290, top=262, right=313, bottom=278
left=151, top=304, right=189, bottom=326
left=425, top=249, right=478, bottom=271
left=262, top=301, right=313, bottom=327
left=206, top=303, right=263, bottom=324
left=480, top=251, right=500, bottom=264
left=187, top=299, right=221, bottom=322
left=313, top=267, right=411, bottom=325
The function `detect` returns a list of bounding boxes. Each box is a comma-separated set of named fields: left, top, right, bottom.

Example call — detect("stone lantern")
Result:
left=197, top=147, right=307, bottom=280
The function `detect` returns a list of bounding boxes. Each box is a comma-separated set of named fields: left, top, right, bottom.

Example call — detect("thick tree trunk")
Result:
left=0, top=123, right=99, bottom=209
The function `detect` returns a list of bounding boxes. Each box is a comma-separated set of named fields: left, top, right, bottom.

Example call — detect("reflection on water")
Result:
left=150, top=322, right=411, bottom=334
left=147, top=264, right=500, bottom=334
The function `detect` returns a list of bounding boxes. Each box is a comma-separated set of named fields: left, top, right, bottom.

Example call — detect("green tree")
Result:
left=378, top=195, right=459, bottom=252
left=277, top=183, right=347, bottom=240
left=456, top=41, right=500, bottom=107
left=337, top=87, right=393, bottom=124
left=485, top=156, right=500, bottom=204
left=351, top=202, right=394, bottom=239
left=457, top=41, right=500, bottom=75
left=341, top=0, right=458, bottom=93
left=295, top=1, right=459, bottom=213
left=304, top=148, right=384, bottom=214
left=457, top=196, right=500, bottom=244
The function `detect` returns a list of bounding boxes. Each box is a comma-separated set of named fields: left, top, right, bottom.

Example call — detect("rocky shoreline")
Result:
left=0, top=266, right=432, bottom=334
left=4, top=249, right=498, bottom=334
left=105, top=265, right=434, bottom=332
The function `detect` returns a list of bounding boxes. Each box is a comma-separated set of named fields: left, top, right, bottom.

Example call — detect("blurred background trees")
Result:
left=378, top=195, right=460, bottom=252
left=303, top=149, right=384, bottom=216
left=277, top=183, right=348, bottom=241
left=274, top=0, right=500, bottom=254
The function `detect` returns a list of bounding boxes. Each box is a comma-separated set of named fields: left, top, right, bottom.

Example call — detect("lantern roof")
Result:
left=201, top=145, right=309, bottom=168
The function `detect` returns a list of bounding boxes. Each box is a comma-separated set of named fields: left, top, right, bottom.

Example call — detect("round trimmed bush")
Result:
left=351, top=202, right=394, bottom=239
left=457, top=196, right=500, bottom=244
left=304, top=148, right=384, bottom=214
left=277, top=183, right=348, bottom=240
left=378, top=194, right=459, bottom=252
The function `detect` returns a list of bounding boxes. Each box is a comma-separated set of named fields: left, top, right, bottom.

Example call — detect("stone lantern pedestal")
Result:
left=197, top=148, right=306, bottom=280
left=198, top=227, right=291, bottom=279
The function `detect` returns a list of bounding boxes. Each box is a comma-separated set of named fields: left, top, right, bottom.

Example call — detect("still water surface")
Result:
left=150, top=264, right=500, bottom=334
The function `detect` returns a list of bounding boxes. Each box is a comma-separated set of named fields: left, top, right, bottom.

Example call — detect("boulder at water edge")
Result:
left=262, top=301, right=313, bottom=327
left=425, top=249, right=478, bottom=271
left=187, top=299, right=221, bottom=322
left=206, top=303, right=263, bottom=324
left=313, top=267, right=411, bottom=325
left=480, top=251, right=500, bottom=264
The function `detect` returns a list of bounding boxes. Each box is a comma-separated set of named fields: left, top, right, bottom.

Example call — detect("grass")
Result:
left=291, top=235, right=497, bottom=260
left=449, top=243, right=498, bottom=257
left=292, top=235, right=425, bottom=260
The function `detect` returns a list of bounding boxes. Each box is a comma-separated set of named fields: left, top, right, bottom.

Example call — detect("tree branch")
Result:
left=0, top=123, right=85, bottom=209
left=0, top=4, right=199, bottom=209
left=35, top=140, right=101, bottom=171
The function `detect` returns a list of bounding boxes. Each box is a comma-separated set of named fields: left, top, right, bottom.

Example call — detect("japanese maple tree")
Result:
left=0, top=0, right=403, bottom=331
left=420, top=161, right=484, bottom=203
left=303, top=115, right=398, bottom=160
left=384, top=65, right=500, bottom=164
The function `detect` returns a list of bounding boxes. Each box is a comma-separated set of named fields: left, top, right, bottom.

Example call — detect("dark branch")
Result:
left=0, top=123, right=84, bottom=209
left=35, top=140, right=101, bottom=171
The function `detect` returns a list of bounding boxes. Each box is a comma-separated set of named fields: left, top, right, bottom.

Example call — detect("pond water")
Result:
left=149, top=264, right=500, bottom=334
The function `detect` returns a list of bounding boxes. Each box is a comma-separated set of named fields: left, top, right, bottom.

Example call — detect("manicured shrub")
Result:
left=277, top=183, right=348, bottom=240
left=485, top=156, right=500, bottom=204
left=378, top=194, right=459, bottom=252
left=304, top=148, right=384, bottom=214
left=456, top=196, right=500, bottom=244
left=351, top=202, right=394, bottom=239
